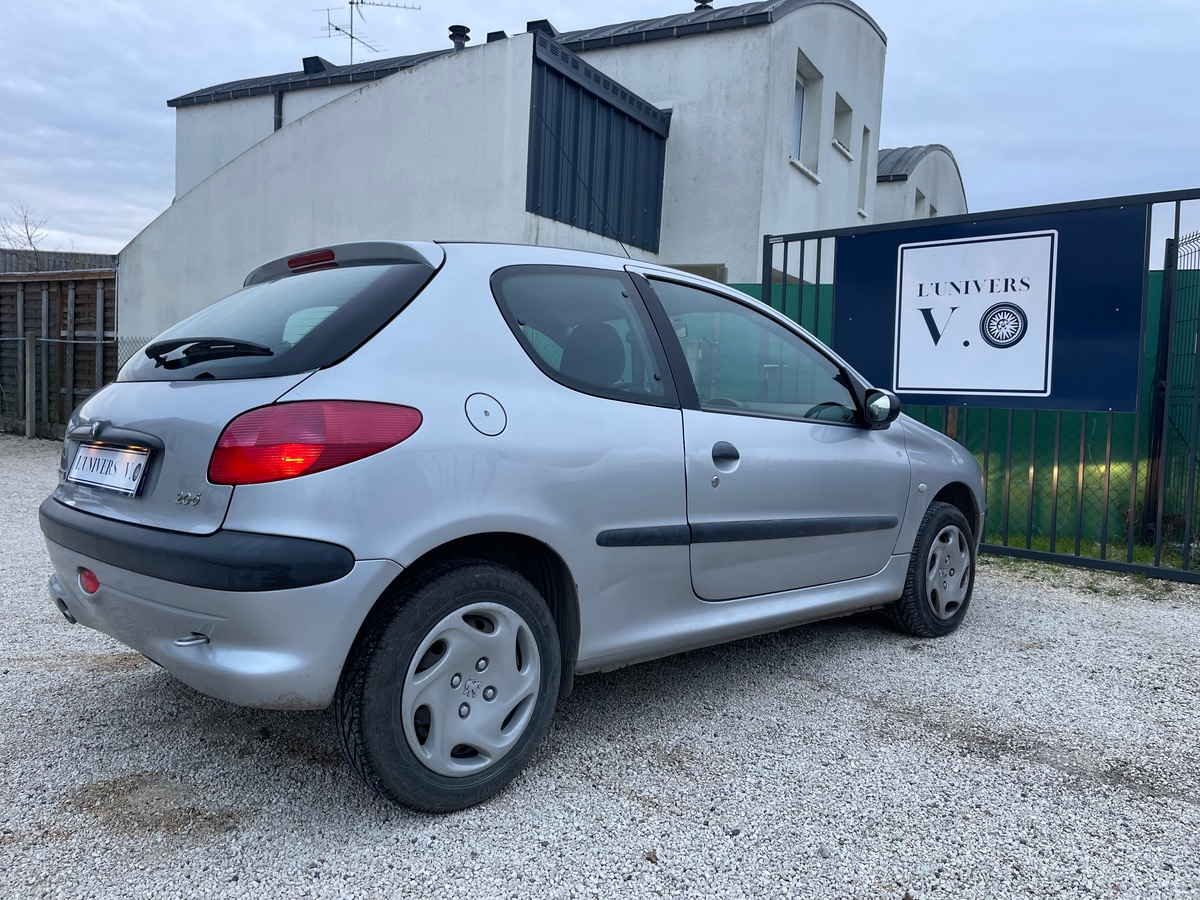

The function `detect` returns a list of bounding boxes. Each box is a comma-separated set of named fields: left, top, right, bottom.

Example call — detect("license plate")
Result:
left=68, top=443, right=151, bottom=496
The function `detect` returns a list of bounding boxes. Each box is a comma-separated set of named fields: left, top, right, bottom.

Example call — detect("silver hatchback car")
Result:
left=41, top=241, right=984, bottom=812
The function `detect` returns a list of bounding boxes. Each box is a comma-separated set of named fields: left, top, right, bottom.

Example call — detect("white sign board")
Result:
left=894, top=231, right=1058, bottom=397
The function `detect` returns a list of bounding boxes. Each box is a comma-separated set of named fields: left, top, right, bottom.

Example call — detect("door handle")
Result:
left=712, top=441, right=740, bottom=472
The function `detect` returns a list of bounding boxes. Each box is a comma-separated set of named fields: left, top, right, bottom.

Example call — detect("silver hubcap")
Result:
left=401, top=601, right=540, bottom=777
left=925, top=525, right=971, bottom=620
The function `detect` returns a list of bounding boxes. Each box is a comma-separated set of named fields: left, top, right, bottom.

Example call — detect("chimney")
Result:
left=525, top=19, right=559, bottom=37
left=449, top=25, right=470, bottom=51
left=302, top=56, right=336, bottom=75
left=695, top=2, right=714, bottom=9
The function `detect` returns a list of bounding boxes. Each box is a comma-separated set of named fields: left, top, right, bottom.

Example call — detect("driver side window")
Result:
left=650, top=279, right=857, bottom=423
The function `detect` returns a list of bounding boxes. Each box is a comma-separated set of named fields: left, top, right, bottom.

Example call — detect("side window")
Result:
left=492, top=266, right=671, bottom=404
left=650, top=279, right=858, bottom=424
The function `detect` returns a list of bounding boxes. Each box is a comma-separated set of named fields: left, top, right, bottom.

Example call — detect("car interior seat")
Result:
left=559, top=322, right=627, bottom=388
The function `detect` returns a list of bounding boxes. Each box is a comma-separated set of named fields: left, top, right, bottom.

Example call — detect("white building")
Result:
left=873, top=144, right=968, bottom=223
left=120, top=0, right=967, bottom=337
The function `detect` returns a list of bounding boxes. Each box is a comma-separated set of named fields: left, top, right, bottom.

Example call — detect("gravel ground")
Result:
left=2, top=433, right=1198, bottom=899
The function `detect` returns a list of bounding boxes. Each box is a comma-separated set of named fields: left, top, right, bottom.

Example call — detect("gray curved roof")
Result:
left=876, top=144, right=958, bottom=180
left=558, top=1, right=885, bottom=50
left=876, top=144, right=968, bottom=210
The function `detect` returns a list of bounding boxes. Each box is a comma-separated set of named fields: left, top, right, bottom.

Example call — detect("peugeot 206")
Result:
left=40, top=241, right=984, bottom=812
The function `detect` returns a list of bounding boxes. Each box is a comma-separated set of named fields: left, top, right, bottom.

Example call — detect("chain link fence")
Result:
left=0, top=336, right=146, bottom=439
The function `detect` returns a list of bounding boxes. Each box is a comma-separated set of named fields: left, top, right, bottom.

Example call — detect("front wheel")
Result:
left=887, top=502, right=975, bottom=637
left=335, top=561, right=561, bottom=812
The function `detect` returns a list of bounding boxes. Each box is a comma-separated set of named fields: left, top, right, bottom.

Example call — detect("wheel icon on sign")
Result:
left=979, top=302, right=1027, bottom=348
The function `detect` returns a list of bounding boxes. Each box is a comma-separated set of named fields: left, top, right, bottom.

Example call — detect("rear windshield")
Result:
left=119, top=262, right=434, bottom=382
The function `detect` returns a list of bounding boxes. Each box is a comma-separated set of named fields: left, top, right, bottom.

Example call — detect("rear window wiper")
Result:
left=145, top=337, right=274, bottom=369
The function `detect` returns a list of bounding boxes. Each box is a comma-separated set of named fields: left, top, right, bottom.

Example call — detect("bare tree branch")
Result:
left=0, top=200, right=50, bottom=272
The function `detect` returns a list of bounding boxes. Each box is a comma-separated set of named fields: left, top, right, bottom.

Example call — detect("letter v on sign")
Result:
left=917, top=307, right=958, bottom=346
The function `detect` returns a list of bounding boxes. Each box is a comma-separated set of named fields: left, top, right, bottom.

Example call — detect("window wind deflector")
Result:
left=144, top=337, right=274, bottom=370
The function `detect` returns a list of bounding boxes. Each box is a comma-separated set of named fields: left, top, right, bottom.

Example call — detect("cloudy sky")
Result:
left=1, top=0, right=1197, bottom=253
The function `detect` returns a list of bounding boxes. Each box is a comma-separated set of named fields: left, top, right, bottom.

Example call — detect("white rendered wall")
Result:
left=576, top=28, right=771, bottom=286
left=174, top=95, right=274, bottom=198
left=122, top=34, right=642, bottom=337
left=759, top=5, right=885, bottom=282
left=577, top=3, right=886, bottom=284
left=874, top=150, right=968, bottom=223
left=282, top=84, right=364, bottom=126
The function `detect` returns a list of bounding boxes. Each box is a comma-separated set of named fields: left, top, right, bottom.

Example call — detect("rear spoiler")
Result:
left=243, top=241, right=445, bottom=287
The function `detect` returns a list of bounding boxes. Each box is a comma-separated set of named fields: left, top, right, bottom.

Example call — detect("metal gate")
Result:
left=762, top=189, right=1200, bottom=582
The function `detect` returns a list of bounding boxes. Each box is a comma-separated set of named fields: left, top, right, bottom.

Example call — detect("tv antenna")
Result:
left=315, top=0, right=420, bottom=65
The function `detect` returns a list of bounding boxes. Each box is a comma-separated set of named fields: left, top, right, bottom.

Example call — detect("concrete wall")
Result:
left=577, top=3, right=886, bottom=283
left=282, top=84, right=363, bottom=126
left=174, top=86, right=372, bottom=198
left=875, top=148, right=968, bottom=223
left=174, top=95, right=274, bottom=198
left=122, top=34, right=642, bottom=337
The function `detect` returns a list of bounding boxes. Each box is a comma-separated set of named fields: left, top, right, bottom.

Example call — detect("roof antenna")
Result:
left=314, top=0, right=420, bottom=65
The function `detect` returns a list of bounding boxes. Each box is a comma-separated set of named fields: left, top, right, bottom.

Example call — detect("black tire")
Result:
left=335, top=560, right=561, bottom=812
left=887, top=501, right=976, bottom=638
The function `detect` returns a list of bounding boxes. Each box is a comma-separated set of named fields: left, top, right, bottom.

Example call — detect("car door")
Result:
left=632, top=273, right=912, bottom=601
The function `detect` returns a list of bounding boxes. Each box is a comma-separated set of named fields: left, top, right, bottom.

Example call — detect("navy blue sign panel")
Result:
left=832, top=203, right=1149, bottom=411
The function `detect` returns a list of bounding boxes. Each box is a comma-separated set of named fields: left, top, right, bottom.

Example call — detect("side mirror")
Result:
left=863, top=389, right=901, bottom=429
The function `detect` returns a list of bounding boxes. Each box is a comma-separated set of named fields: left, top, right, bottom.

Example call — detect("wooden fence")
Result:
left=0, top=269, right=120, bottom=439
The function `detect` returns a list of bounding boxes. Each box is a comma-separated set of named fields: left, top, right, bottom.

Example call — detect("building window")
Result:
left=791, top=49, right=823, bottom=174
left=792, top=77, right=806, bottom=160
left=833, top=93, right=852, bottom=156
left=857, top=126, right=871, bottom=212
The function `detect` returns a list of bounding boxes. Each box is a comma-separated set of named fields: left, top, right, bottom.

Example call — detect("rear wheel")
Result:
left=887, top=501, right=975, bottom=637
left=335, top=561, right=560, bottom=812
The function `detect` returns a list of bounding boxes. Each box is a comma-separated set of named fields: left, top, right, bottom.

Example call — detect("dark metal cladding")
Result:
left=526, top=36, right=669, bottom=253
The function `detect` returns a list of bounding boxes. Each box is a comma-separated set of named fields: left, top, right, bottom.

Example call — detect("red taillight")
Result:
left=208, top=401, right=422, bottom=486
left=79, top=568, right=100, bottom=594
left=287, top=249, right=336, bottom=270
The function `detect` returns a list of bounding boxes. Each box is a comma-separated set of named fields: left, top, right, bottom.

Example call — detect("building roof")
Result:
left=876, top=144, right=967, bottom=208
left=169, top=1, right=884, bottom=109
left=876, top=144, right=959, bottom=181
left=167, top=50, right=453, bottom=108
left=557, top=1, right=885, bottom=51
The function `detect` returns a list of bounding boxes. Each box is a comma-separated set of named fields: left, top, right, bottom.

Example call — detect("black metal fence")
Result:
left=762, top=189, right=1200, bottom=582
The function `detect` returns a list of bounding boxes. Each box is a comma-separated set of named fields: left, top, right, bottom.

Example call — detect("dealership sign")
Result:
left=894, top=231, right=1057, bottom=397
left=831, top=203, right=1149, bottom=411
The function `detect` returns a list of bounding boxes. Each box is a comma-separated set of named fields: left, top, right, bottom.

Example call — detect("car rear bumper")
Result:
left=39, top=497, right=355, bottom=591
left=43, top=534, right=402, bottom=710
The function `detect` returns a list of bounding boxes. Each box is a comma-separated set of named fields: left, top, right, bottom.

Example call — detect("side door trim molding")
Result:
left=596, top=515, right=899, bottom=548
